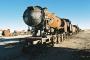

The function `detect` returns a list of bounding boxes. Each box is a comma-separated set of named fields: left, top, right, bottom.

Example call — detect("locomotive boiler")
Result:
left=23, top=6, right=44, bottom=27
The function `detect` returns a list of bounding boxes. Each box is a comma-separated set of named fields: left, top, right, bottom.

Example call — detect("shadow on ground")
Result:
left=0, top=44, right=90, bottom=60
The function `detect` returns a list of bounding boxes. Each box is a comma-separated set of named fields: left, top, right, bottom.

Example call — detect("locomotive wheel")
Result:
left=63, top=33, right=66, bottom=40
left=57, top=34, right=61, bottom=44
left=50, top=35, right=54, bottom=47
left=60, top=34, right=64, bottom=42
left=54, top=35, right=58, bottom=44
left=60, top=34, right=62, bottom=42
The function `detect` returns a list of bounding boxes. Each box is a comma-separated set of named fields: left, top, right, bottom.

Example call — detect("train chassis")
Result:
left=21, top=32, right=69, bottom=49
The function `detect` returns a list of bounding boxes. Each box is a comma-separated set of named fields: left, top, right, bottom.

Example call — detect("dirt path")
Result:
left=55, top=30, right=90, bottom=50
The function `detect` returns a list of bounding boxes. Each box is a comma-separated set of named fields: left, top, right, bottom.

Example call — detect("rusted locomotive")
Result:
left=23, top=6, right=71, bottom=36
left=23, top=6, right=80, bottom=45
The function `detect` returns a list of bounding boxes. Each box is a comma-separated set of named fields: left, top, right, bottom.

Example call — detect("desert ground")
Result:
left=0, top=30, right=90, bottom=60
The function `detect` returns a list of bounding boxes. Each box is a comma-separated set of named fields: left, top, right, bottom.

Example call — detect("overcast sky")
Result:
left=0, top=0, right=90, bottom=31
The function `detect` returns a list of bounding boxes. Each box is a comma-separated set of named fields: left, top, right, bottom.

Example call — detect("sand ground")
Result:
left=0, top=30, right=90, bottom=60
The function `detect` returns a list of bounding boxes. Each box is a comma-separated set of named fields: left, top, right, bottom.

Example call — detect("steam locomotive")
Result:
left=23, top=6, right=80, bottom=45
left=23, top=6, right=73, bottom=36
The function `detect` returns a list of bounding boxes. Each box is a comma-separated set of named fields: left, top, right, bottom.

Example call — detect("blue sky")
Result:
left=0, top=0, right=90, bottom=31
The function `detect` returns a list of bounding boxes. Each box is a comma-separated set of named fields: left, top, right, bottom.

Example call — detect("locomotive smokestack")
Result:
left=28, top=6, right=34, bottom=10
